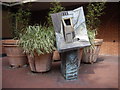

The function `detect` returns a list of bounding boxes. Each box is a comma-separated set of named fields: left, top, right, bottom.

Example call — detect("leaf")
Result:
left=19, top=25, right=55, bottom=55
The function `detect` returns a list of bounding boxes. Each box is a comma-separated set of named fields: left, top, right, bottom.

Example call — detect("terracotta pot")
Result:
left=0, top=40, right=6, bottom=56
left=2, top=39, right=28, bottom=68
left=82, top=39, right=103, bottom=64
left=27, top=53, right=53, bottom=72
left=0, top=40, right=3, bottom=56
left=78, top=48, right=83, bottom=62
left=2, top=39, right=19, bottom=45
left=52, top=50, right=60, bottom=61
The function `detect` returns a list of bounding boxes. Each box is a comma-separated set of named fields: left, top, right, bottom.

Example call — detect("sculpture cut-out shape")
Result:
left=51, top=7, right=90, bottom=52
left=62, top=17, right=74, bottom=43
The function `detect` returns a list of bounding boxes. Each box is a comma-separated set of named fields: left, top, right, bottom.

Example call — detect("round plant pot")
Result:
left=0, top=40, right=4, bottom=56
left=27, top=53, right=53, bottom=72
left=52, top=50, right=60, bottom=61
left=82, top=39, right=103, bottom=64
left=2, top=39, right=28, bottom=68
left=78, top=48, right=83, bottom=62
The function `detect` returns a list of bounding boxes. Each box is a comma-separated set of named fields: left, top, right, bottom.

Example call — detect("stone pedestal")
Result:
left=60, top=49, right=81, bottom=80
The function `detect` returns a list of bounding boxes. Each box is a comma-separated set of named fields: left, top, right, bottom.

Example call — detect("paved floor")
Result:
left=1, top=55, right=119, bottom=88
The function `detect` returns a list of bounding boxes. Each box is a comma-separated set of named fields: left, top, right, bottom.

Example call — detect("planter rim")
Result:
left=94, top=39, right=103, bottom=41
left=94, top=39, right=103, bottom=46
left=2, top=39, right=19, bottom=47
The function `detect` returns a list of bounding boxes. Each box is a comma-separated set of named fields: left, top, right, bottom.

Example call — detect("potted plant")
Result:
left=2, top=4, right=31, bottom=67
left=82, top=2, right=106, bottom=63
left=47, top=2, right=65, bottom=61
left=18, top=25, right=55, bottom=72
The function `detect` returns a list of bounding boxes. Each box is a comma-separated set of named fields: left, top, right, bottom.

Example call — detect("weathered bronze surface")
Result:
left=60, top=50, right=80, bottom=80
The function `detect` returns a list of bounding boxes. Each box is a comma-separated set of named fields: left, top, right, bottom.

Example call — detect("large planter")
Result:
left=2, top=39, right=28, bottom=68
left=0, top=40, right=4, bottom=57
left=52, top=50, right=60, bottom=61
left=27, top=53, right=53, bottom=72
left=82, top=39, right=103, bottom=64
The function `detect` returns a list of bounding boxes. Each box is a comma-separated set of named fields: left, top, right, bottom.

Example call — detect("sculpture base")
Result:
left=60, top=49, right=80, bottom=80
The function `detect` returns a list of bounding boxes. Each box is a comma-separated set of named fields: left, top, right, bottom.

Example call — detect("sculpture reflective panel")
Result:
left=51, top=7, right=90, bottom=52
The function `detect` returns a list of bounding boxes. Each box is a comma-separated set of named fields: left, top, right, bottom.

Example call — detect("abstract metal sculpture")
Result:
left=51, top=7, right=90, bottom=80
